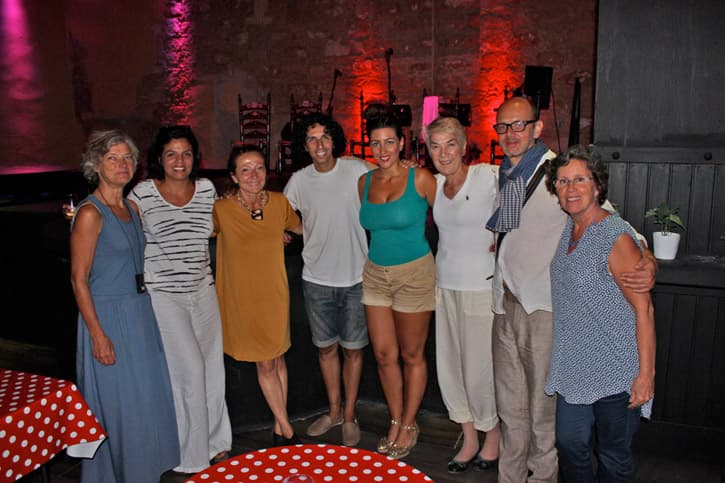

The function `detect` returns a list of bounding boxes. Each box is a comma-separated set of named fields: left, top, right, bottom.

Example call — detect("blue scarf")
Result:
left=486, top=140, right=549, bottom=232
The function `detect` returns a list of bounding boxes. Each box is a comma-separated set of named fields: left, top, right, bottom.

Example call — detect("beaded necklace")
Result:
left=237, top=189, right=268, bottom=221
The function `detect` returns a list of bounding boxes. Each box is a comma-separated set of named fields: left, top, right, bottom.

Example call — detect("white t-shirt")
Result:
left=128, top=178, right=217, bottom=293
left=433, top=163, right=498, bottom=291
left=283, top=157, right=370, bottom=287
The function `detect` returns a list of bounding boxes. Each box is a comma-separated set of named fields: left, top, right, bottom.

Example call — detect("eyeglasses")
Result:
left=250, top=209, right=263, bottom=221
left=493, top=119, right=538, bottom=134
left=553, top=176, right=593, bottom=188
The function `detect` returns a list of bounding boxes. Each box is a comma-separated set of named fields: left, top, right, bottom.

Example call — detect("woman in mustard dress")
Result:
left=213, top=146, right=302, bottom=445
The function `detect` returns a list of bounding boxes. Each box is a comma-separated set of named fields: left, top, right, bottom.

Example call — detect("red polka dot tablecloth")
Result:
left=185, top=444, right=433, bottom=483
left=0, top=369, right=106, bottom=483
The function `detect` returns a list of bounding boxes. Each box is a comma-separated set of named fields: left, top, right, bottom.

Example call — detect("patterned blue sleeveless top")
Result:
left=545, top=214, right=653, bottom=418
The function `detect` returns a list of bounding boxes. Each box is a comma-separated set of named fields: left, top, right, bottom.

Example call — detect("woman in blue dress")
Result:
left=70, top=130, right=179, bottom=482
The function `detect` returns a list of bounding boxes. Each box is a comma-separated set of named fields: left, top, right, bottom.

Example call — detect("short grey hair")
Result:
left=424, top=116, right=467, bottom=149
left=80, top=130, right=139, bottom=184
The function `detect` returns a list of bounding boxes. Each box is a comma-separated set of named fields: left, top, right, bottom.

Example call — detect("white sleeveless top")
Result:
left=433, top=163, right=498, bottom=291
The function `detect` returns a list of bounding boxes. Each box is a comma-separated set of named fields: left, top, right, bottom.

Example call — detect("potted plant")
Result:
left=645, top=202, right=686, bottom=260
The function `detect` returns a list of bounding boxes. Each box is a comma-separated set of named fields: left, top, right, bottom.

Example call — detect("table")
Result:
left=185, top=444, right=433, bottom=482
left=0, top=369, right=106, bottom=482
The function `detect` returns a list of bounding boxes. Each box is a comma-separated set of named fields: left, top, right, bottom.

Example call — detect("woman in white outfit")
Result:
left=128, top=125, right=231, bottom=473
left=427, top=117, right=501, bottom=474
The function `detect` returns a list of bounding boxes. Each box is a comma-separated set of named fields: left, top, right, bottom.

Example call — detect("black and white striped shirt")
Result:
left=128, top=178, right=216, bottom=294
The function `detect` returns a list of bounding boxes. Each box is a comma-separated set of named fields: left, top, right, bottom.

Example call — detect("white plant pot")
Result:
left=652, top=231, right=681, bottom=260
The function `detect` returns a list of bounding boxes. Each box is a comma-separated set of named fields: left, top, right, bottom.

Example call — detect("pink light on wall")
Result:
left=161, top=0, right=195, bottom=125
left=0, top=0, right=49, bottom=170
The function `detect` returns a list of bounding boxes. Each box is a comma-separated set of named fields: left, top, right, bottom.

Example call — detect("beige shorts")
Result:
left=362, top=252, right=435, bottom=313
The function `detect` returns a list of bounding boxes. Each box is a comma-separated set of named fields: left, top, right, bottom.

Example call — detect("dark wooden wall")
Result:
left=600, top=147, right=725, bottom=258
left=595, top=1, right=725, bottom=429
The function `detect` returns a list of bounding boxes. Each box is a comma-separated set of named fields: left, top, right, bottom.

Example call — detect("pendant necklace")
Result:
left=237, top=189, right=268, bottom=221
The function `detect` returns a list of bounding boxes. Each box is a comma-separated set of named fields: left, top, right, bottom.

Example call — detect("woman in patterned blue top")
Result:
left=544, top=145, right=655, bottom=482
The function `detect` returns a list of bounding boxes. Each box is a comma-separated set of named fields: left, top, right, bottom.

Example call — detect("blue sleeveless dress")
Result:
left=76, top=195, right=179, bottom=483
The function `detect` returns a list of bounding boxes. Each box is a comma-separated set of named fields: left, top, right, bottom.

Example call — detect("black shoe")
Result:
left=285, top=433, right=302, bottom=445
left=472, top=455, right=498, bottom=471
left=447, top=454, right=478, bottom=474
left=272, top=432, right=285, bottom=447
left=447, top=445, right=480, bottom=474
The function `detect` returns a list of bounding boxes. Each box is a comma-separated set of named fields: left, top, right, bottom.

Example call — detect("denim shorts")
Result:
left=301, top=281, right=368, bottom=350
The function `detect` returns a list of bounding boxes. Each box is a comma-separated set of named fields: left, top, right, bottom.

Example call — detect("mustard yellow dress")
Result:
left=212, top=192, right=300, bottom=361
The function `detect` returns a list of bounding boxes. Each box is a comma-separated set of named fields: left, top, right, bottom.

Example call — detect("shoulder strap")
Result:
left=495, top=160, right=549, bottom=255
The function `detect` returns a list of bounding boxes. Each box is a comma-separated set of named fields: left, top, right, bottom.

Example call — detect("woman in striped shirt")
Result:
left=129, top=126, right=231, bottom=473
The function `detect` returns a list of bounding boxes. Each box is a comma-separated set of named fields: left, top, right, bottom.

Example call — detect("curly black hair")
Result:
left=146, top=125, right=201, bottom=180
left=292, top=113, right=347, bottom=163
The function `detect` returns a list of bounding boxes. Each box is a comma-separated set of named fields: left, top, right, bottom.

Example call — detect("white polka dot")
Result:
left=24, top=458, right=32, bottom=467
left=23, top=407, right=31, bottom=414
left=2, top=450, right=9, bottom=458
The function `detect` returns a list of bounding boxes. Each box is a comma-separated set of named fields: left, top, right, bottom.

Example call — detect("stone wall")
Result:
left=1, top=0, right=596, bottom=173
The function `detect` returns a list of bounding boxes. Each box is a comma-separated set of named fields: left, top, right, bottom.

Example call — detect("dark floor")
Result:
left=4, top=338, right=724, bottom=483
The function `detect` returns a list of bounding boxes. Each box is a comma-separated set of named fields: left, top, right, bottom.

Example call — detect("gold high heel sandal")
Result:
left=388, top=423, right=419, bottom=459
left=377, top=418, right=400, bottom=454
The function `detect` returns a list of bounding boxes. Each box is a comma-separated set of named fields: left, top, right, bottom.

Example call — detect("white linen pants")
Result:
left=435, top=287, right=498, bottom=431
left=149, top=283, right=232, bottom=473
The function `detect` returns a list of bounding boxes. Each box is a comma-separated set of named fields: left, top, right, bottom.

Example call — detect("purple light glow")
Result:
left=162, top=0, right=195, bottom=125
left=0, top=0, right=50, bottom=174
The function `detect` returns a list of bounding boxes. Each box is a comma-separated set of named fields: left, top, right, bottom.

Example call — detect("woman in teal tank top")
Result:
left=357, top=112, right=436, bottom=459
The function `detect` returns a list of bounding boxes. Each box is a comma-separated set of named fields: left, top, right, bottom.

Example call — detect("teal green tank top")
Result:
left=359, top=168, right=430, bottom=266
